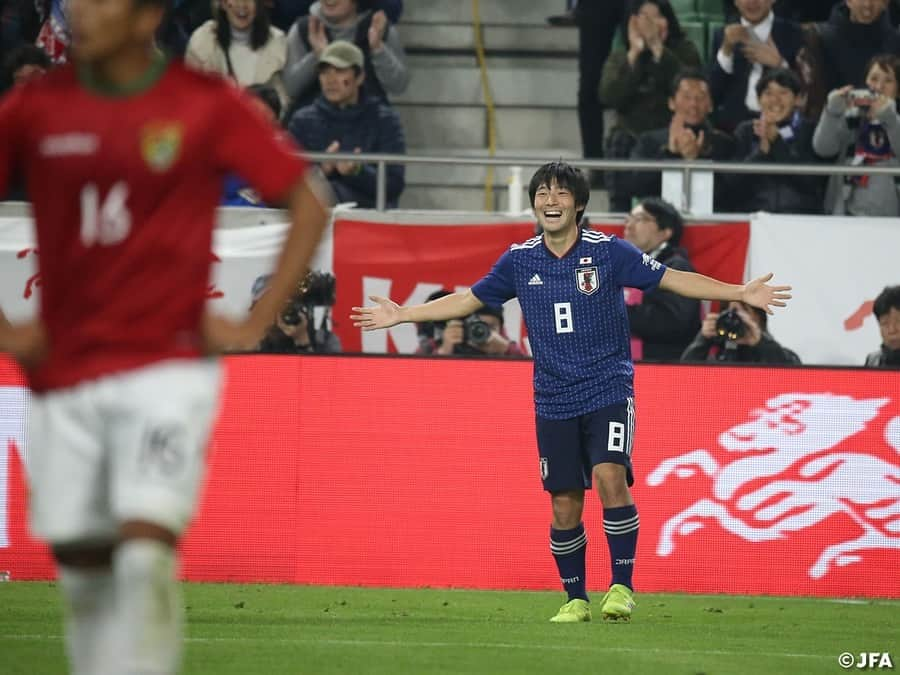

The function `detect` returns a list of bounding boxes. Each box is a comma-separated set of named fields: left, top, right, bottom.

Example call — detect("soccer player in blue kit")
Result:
left=351, top=162, right=791, bottom=623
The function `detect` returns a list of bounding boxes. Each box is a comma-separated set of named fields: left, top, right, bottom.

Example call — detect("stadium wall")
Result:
left=1, top=356, right=898, bottom=599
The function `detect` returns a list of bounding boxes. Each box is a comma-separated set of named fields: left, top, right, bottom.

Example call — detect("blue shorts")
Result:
left=535, top=398, right=635, bottom=492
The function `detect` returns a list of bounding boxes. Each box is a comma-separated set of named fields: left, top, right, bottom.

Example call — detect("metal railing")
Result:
left=305, top=151, right=900, bottom=213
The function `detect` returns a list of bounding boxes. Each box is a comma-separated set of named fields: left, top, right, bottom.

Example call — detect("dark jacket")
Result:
left=627, top=123, right=736, bottom=210
left=818, top=3, right=900, bottom=94
left=626, top=244, right=701, bottom=362
left=726, top=114, right=823, bottom=213
left=600, top=36, right=702, bottom=136
left=681, top=331, right=801, bottom=364
left=865, top=345, right=900, bottom=367
left=708, top=16, right=805, bottom=132
left=288, top=94, right=406, bottom=208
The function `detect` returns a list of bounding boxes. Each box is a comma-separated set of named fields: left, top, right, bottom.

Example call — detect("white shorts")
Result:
left=27, top=359, right=223, bottom=546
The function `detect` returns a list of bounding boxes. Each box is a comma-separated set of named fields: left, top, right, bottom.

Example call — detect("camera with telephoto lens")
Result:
left=281, top=271, right=336, bottom=326
left=714, top=307, right=746, bottom=342
left=463, top=315, right=493, bottom=346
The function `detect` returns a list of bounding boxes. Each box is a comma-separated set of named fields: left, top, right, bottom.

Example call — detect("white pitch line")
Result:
left=0, top=634, right=832, bottom=660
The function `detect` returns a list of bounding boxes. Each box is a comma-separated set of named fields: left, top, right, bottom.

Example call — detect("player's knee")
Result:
left=592, top=464, right=630, bottom=505
left=119, top=519, right=178, bottom=547
left=115, top=538, right=175, bottom=583
left=52, top=543, right=115, bottom=568
left=551, top=490, right=585, bottom=528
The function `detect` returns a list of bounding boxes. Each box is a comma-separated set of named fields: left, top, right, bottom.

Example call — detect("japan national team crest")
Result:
left=140, top=122, right=183, bottom=173
left=575, top=266, right=599, bottom=295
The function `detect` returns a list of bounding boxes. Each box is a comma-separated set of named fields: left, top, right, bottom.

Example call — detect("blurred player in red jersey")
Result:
left=0, top=0, right=331, bottom=671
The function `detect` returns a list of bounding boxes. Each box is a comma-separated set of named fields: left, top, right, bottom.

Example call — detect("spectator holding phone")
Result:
left=813, top=53, right=900, bottom=216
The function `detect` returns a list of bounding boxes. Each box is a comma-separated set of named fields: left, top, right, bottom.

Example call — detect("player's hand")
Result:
left=368, top=10, right=387, bottom=52
left=351, top=295, right=402, bottom=330
left=741, top=37, right=782, bottom=68
left=700, top=312, right=719, bottom=340
left=335, top=147, right=362, bottom=176
left=721, top=24, right=749, bottom=56
left=437, top=320, right=464, bottom=355
left=202, top=314, right=266, bottom=353
left=0, top=320, right=47, bottom=369
left=740, top=273, right=792, bottom=315
left=308, top=15, right=329, bottom=56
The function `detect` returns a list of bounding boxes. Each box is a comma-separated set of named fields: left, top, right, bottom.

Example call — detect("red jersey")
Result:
left=0, top=59, right=309, bottom=392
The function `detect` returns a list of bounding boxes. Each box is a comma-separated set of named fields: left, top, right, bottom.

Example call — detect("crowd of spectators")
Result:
left=1, top=0, right=899, bottom=366
left=0, top=0, right=408, bottom=206
left=570, top=0, right=900, bottom=218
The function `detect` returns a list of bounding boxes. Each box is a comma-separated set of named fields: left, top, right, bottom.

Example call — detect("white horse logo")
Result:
left=647, top=393, right=900, bottom=578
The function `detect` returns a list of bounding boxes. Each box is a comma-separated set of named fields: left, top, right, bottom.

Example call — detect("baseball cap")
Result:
left=318, top=40, right=364, bottom=70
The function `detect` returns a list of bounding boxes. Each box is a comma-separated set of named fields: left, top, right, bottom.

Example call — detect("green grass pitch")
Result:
left=2, top=582, right=897, bottom=674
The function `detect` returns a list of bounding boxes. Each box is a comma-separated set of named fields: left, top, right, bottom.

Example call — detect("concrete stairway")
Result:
left=393, top=0, right=607, bottom=211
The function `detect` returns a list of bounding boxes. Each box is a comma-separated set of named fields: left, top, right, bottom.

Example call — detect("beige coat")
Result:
left=185, top=20, right=289, bottom=109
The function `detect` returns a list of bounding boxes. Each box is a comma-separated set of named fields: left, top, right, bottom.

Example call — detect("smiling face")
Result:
left=759, top=80, right=797, bottom=123
left=224, top=0, right=255, bottom=31
left=866, top=62, right=898, bottom=98
left=532, top=180, right=579, bottom=235
left=669, top=77, right=712, bottom=127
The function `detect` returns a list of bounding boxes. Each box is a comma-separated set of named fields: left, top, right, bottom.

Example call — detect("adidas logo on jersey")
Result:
left=528, top=274, right=544, bottom=286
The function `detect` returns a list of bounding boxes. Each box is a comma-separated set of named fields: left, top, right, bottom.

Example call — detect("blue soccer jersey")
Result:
left=471, top=229, right=666, bottom=419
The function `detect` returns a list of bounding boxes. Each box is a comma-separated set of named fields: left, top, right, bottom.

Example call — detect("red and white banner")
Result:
left=2, top=356, right=898, bottom=598
left=0, top=209, right=748, bottom=353
left=10, top=206, right=896, bottom=365
left=332, top=214, right=749, bottom=353
left=748, top=214, right=900, bottom=366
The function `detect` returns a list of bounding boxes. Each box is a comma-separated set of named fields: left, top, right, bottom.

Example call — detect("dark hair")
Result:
left=216, top=0, right=272, bottom=52
left=476, top=304, right=505, bottom=327
left=864, top=53, right=900, bottom=88
left=755, top=67, right=803, bottom=98
left=528, top=162, right=591, bottom=225
left=670, top=67, right=709, bottom=97
left=873, top=285, right=900, bottom=319
left=246, top=84, right=281, bottom=119
left=622, top=0, right=684, bottom=49
left=134, top=0, right=172, bottom=7
left=639, top=197, right=684, bottom=247
left=1, top=45, right=51, bottom=85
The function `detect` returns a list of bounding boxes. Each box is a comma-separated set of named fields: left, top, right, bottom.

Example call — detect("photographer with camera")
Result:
left=254, top=271, right=342, bottom=354
left=680, top=300, right=800, bottom=364
left=865, top=284, right=900, bottom=368
left=416, top=289, right=524, bottom=357
left=813, top=53, right=900, bottom=217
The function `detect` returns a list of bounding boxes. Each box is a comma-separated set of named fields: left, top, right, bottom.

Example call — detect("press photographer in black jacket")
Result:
left=681, top=300, right=800, bottom=364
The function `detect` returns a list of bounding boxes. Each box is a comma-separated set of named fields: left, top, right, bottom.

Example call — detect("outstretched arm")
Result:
left=659, top=269, right=792, bottom=315
left=351, top=289, right=484, bottom=331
